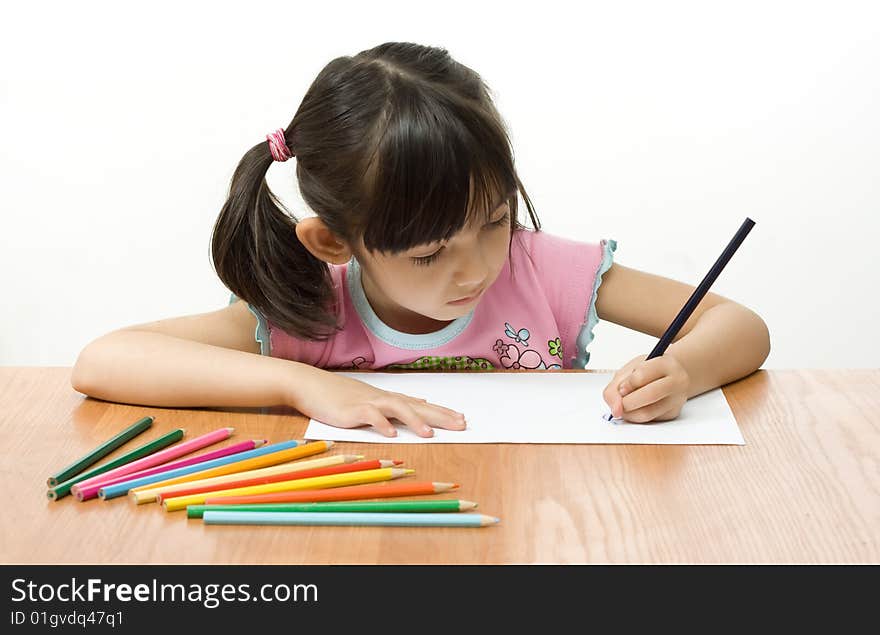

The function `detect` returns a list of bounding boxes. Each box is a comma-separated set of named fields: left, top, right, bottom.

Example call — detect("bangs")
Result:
left=358, top=80, right=518, bottom=254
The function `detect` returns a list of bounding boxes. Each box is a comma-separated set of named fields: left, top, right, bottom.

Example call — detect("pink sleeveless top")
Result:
left=232, top=229, right=617, bottom=370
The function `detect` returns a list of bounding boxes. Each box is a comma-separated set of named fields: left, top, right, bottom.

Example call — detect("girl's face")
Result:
left=354, top=201, right=512, bottom=334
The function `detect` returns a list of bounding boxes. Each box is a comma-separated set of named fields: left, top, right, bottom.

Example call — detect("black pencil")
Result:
left=646, top=217, right=756, bottom=360
left=603, top=217, right=756, bottom=422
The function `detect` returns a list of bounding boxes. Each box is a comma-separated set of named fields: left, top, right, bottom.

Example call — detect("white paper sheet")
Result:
left=304, top=372, right=745, bottom=445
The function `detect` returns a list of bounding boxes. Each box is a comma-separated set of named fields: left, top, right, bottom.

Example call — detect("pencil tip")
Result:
left=325, top=440, right=335, bottom=447
left=393, top=460, right=403, bottom=465
left=404, top=469, right=415, bottom=474
left=254, top=439, right=267, bottom=447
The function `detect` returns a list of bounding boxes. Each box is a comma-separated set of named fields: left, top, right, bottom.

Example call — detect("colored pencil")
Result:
left=163, top=467, right=414, bottom=512
left=81, top=439, right=265, bottom=490
left=46, top=428, right=183, bottom=501
left=156, top=459, right=402, bottom=503
left=130, top=454, right=363, bottom=505
left=124, top=440, right=332, bottom=495
left=74, top=438, right=263, bottom=501
left=46, top=416, right=153, bottom=486
left=72, top=426, right=234, bottom=495
left=96, top=439, right=304, bottom=500
left=187, top=499, right=477, bottom=518
left=206, top=481, right=459, bottom=506
left=202, top=511, right=500, bottom=527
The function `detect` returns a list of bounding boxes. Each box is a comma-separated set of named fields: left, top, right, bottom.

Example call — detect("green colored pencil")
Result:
left=186, top=499, right=477, bottom=519
left=46, top=416, right=154, bottom=487
left=47, top=428, right=184, bottom=501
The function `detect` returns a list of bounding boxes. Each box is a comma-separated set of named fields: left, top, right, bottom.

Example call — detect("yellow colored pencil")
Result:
left=130, top=454, right=364, bottom=505
left=162, top=467, right=414, bottom=512
left=129, top=440, right=333, bottom=494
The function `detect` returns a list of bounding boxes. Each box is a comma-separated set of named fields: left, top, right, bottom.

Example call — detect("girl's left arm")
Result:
left=595, top=262, right=771, bottom=423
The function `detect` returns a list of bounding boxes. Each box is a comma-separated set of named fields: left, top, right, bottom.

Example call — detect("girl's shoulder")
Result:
left=511, top=228, right=616, bottom=279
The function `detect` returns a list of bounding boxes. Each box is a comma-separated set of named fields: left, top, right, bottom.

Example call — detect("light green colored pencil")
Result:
left=186, top=499, right=477, bottom=518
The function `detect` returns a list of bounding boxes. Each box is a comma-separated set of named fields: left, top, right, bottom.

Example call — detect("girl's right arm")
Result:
left=71, top=301, right=465, bottom=438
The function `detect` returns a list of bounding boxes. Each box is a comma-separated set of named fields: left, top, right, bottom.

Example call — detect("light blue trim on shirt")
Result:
left=573, top=239, right=617, bottom=369
left=346, top=257, right=474, bottom=350
left=228, top=293, right=270, bottom=356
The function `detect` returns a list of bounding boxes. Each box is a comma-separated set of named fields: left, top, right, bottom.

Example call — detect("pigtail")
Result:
left=211, top=133, right=338, bottom=340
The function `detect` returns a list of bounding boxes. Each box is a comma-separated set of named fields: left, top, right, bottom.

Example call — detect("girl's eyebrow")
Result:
left=408, top=201, right=510, bottom=255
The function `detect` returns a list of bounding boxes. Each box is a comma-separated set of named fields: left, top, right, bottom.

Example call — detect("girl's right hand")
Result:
left=293, top=369, right=467, bottom=438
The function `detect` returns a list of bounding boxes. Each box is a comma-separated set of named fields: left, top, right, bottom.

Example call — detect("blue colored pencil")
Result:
left=97, top=440, right=302, bottom=500
left=201, top=511, right=500, bottom=527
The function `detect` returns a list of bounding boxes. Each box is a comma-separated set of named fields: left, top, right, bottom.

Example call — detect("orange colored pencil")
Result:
left=155, top=459, right=403, bottom=502
left=204, top=481, right=459, bottom=506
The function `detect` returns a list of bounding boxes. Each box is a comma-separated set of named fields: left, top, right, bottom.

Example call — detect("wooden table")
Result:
left=1, top=368, right=877, bottom=564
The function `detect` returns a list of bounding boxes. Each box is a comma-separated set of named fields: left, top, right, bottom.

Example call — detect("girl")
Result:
left=72, top=42, right=770, bottom=438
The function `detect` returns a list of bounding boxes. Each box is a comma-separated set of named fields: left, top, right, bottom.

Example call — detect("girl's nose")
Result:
left=453, top=247, right=489, bottom=288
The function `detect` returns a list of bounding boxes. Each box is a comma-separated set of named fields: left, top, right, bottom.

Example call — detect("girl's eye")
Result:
left=411, top=248, right=443, bottom=267
left=410, top=212, right=509, bottom=267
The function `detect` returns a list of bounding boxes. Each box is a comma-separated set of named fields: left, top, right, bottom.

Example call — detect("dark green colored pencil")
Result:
left=186, top=499, right=476, bottom=519
left=46, top=416, right=154, bottom=487
left=47, top=427, right=183, bottom=501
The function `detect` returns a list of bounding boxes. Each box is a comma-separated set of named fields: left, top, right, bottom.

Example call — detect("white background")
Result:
left=2, top=0, right=877, bottom=368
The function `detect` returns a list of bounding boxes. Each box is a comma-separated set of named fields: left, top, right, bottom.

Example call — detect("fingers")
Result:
left=620, top=375, right=676, bottom=412
left=386, top=392, right=465, bottom=430
left=383, top=393, right=466, bottom=432
left=339, top=396, right=465, bottom=438
left=378, top=398, right=436, bottom=438
left=617, top=358, right=668, bottom=397
left=620, top=395, right=681, bottom=424
left=416, top=401, right=467, bottom=431
left=353, top=404, right=399, bottom=438
left=603, top=356, right=648, bottom=416
left=374, top=396, right=460, bottom=437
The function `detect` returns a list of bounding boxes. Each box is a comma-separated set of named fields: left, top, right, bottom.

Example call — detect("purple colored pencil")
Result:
left=73, top=439, right=267, bottom=497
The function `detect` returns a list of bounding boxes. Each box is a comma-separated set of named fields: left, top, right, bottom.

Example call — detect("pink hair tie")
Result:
left=266, top=128, right=292, bottom=162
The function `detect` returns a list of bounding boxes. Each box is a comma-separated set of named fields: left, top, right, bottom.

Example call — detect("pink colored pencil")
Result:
left=72, top=439, right=265, bottom=501
left=71, top=427, right=234, bottom=496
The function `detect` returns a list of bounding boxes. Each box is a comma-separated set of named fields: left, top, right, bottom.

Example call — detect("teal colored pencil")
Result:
left=47, top=428, right=184, bottom=501
left=186, top=499, right=477, bottom=518
left=202, top=511, right=500, bottom=527
left=46, top=416, right=154, bottom=486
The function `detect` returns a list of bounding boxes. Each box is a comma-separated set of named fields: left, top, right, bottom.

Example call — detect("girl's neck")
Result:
left=359, top=269, right=453, bottom=335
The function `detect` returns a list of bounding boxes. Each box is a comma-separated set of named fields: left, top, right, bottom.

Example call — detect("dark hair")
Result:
left=212, top=41, right=541, bottom=340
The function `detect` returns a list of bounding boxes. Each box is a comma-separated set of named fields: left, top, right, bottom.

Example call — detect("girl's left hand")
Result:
left=602, top=354, right=691, bottom=423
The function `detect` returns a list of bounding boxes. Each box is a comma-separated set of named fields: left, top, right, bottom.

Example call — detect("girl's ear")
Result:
left=295, top=217, right=353, bottom=265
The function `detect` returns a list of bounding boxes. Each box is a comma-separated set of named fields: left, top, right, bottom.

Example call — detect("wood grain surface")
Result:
left=0, top=368, right=877, bottom=563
